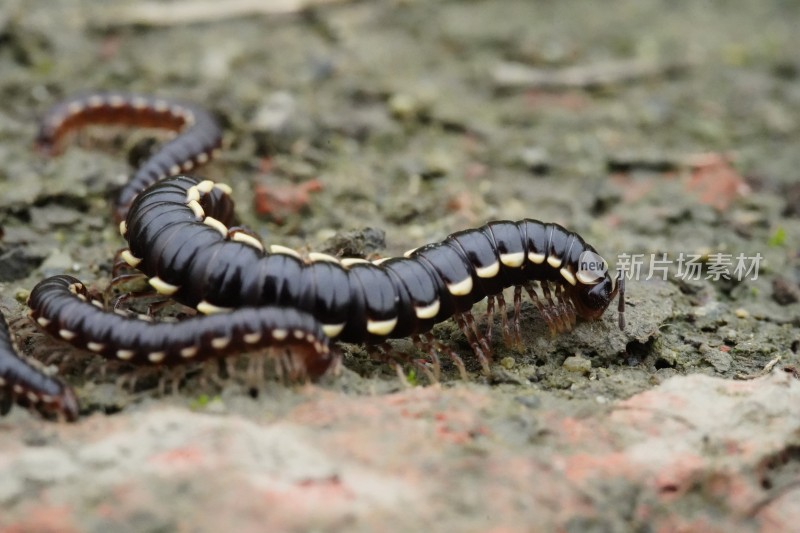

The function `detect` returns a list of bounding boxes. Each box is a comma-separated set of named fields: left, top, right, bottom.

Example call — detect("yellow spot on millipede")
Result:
left=322, top=323, right=344, bottom=337
left=197, top=301, right=231, bottom=315
left=367, top=317, right=398, bottom=336
left=447, top=277, right=473, bottom=296
left=203, top=216, right=228, bottom=237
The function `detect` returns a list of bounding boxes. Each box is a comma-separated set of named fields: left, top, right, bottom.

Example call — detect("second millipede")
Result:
left=0, top=91, right=625, bottom=421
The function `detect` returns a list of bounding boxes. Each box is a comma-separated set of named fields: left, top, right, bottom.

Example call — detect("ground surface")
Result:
left=1, top=0, right=799, bottom=531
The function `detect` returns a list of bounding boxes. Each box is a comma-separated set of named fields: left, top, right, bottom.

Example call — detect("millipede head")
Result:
left=571, top=274, right=615, bottom=320
left=567, top=265, right=625, bottom=331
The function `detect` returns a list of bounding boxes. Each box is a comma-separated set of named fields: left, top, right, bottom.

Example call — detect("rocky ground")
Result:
left=0, top=0, right=799, bottom=531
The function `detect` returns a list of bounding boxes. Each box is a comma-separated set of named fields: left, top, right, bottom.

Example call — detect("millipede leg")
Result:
left=111, top=259, right=126, bottom=279
left=495, top=292, right=514, bottom=347
left=201, top=358, right=228, bottom=388
left=524, top=283, right=557, bottom=335
left=246, top=351, right=266, bottom=391
left=116, top=371, right=139, bottom=393
left=513, top=285, right=523, bottom=345
left=111, top=288, right=161, bottom=311
left=553, top=284, right=575, bottom=332
left=413, top=334, right=442, bottom=382
left=105, top=273, right=148, bottom=304
left=421, top=349, right=441, bottom=383
left=616, top=270, right=626, bottom=330
left=225, top=357, right=238, bottom=382
left=42, top=347, right=75, bottom=370
left=10, top=315, right=36, bottom=334
left=561, top=287, right=577, bottom=329
left=158, top=373, right=168, bottom=397
left=108, top=271, right=147, bottom=286
left=84, top=357, right=112, bottom=382
left=367, top=341, right=398, bottom=365
left=366, top=342, right=411, bottom=386
left=539, top=281, right=567, bottom=333
left=455, top=313, right=490, bottom=374
left=366, top=342, right=413, bottom=383
left=414, top=360, right=438, bottom=384
left=272, top=349, right=286, bottom=383
left=277, top=348, right=309, bottom=383
left=56, top=408, right=72, bottom=424
left=288, top=349, right=307, bottom=382
left=485, top=296, right=495, bottom=345
left=465, top=311, right=493, bottom=360
left=157, top=366, right=186, bottom=396
left=547, top=281, right=571, bottom=333
left=393, top=362, right=412, bottom=387
left=426, top=333, right=468, bottom=381
left=275, top=349, right=300, bottom=383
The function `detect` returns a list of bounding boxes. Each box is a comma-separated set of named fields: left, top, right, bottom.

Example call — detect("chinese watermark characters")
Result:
left=614, top=252, right=763, bottom=282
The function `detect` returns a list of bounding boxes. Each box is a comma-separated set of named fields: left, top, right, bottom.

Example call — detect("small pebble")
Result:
left=735, top=308, right=749, bottom=319
left=515, top=395, right=541, bottom=409
left=252, top=91, right=297, bottom=132
left=772, top=276, right=800, bottom=305
left=422, top=150, right=453, bottom=179
left=563, top=355, right=592, bottom=373
left=500, top=357, right=515, bottom=370
left=388, top=93, right=420, bottom=120
left=518, top=146, right=551, bottom=174
left=16, top=448, right=79, bottom=483
left=14, top=288, right=30, bottom=303
left=39, top=249, right=74, bottom=272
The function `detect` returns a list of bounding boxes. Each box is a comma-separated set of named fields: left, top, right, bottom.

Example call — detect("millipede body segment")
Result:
left=5, top=91, right=623, bottom=421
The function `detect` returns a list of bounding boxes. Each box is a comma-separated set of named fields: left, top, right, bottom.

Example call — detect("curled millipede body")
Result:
left=0, top=311, right=79, bottom=421
left=121, top=175, right=625, bottom=354
left=27, top=275, right=335, bottom=379
left=36, top=91, right=222, bottom=221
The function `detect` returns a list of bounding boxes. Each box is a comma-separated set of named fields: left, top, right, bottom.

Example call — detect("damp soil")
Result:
left=1, top=0, right=799, bottom=530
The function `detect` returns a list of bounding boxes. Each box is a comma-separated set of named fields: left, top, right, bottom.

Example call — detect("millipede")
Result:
left=119, top=175, right=624, bottom=374
left=28, top=275, right=334, bottom=377
left=0, top=312, right=79, bottom=421
left=1, top=91, right=624, bottom=421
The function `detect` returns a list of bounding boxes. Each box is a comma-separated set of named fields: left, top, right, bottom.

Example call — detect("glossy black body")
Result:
left=124, top=176, right=618, bottom=344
